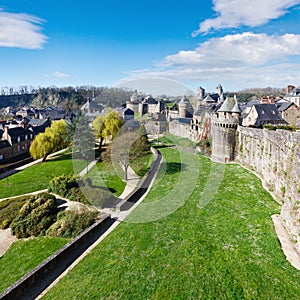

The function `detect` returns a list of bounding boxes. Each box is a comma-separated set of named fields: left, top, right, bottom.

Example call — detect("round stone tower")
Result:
left=179, top=96, right=189, bottom=118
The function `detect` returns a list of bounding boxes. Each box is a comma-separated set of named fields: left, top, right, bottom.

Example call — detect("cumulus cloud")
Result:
left=193, top=0, right=300, bottom=35
left=127, top=32, right=300, bottom=89
left=0, top=9, right=47, bottom=49
left=163, top=32, right=300, bottom=67
left=53, top=72, right=70, bottom=78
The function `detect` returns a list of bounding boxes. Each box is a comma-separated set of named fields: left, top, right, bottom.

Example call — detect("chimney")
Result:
left=286, top=85, right=295, bottom=94
left=3, top=125, right=9, bottom=140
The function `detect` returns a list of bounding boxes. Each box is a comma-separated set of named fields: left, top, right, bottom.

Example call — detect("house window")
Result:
left=25, top=135, right=28, bottom=140
left=17, top=137, right=20, bottom=143
left=30, top=134, right=33, bottom=139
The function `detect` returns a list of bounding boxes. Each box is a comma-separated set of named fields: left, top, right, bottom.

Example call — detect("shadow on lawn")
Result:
left=48, top=154, right=73, bottom=162
left=164, top=162, right=186, bottom=175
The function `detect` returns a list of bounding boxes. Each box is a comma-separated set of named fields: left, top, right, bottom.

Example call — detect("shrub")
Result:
left=0, top=197, right=28, bottom=229
left=10, top=193, right=58, bottom=238
left=48, top=174, right=79, bottom=196
left=46, top=205, right=98, bottom=238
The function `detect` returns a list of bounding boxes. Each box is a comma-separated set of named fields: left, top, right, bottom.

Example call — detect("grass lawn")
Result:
left=87, top=160, right=126, bottom=197
left=0, top=154, right=74, bottom=199
left=131, top=151, right=153, bottom=177
left=0, top=237, right=68, bottom=293
left=42, top=146, right=300, bottom=299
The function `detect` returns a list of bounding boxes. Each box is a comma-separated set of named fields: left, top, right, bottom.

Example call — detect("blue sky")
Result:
left=1, top=0, right=300, bottom=94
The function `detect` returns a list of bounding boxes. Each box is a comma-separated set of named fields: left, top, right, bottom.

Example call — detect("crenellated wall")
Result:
left=236, top=127, right=300, bottom=252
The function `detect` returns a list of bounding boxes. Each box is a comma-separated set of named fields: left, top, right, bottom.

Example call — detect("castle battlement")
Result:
left=211, top=115, right=239, bottom=129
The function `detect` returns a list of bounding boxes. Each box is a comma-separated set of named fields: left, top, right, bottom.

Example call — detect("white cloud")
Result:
left=0, top=9, right=47, bottom=49
left=193, top=0, right=300, bottom=35
left=53, top=72, right=70, bottom=78
left=163, top=32, right=300, bottom=67
left=126, top=33, right=300, bottom=90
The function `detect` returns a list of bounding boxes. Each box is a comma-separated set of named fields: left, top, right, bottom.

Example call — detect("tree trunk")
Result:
left=42, top=153, right=49, bottom=162
left=124, top=165, right=128, bottom=181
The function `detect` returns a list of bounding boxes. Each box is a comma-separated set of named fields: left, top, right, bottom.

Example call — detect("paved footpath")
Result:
left=0, top=148, right=69, bottom=180
left=36, top=148, right=162, bottom=299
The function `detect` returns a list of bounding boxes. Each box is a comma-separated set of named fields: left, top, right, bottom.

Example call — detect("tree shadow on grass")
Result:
left=48, top=154, right=73, bottom=162
left=164, top=162, right=186, bottom=175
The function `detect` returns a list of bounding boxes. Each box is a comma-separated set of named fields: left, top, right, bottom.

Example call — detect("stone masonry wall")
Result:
left=169, top=121, right=191, bottom=139
left=236, top=127, right=300, bottom=251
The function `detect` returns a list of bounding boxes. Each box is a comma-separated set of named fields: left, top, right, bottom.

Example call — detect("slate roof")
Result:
left=218, top=98, right=232, bottom=112
left=231, top=101, right=241, bottom=113
left=203, top=94, right=219, bottom=103
left=7, top=127, right=27, bottom=137
left=144, top=96, right=158, bottom=105
left=178, top=118, right=192, bottom=125
left=246, top=100, right=260, bottom=107
left=81, top=99, right=104, bottom=113
left=30, top=125, right=47, bottom=135
left=253, top=104, right=286, bottom=122
left=278, top=102, right=294, bottom=112
left=0, top=140, right=11, bottom=149
left=28, top=118, right=49, bottom=126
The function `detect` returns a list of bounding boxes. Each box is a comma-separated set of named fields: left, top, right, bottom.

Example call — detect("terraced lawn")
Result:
left=42, top=146, right=300, bottom=299
left=0, top=154, right=74, bottom=199
left=0, top=237, right=68, bottom=293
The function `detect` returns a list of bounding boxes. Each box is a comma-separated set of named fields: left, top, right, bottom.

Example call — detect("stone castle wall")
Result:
left=211, top=118, right=238, bottom=163
left=169, top=121, right=191, bottom=139
left=235, top=127, right=300, bottom=252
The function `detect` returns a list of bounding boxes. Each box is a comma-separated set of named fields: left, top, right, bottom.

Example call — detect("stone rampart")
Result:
left=236, top=127, right=300, bottom=252
left=169, top=121, right=190, bottom=139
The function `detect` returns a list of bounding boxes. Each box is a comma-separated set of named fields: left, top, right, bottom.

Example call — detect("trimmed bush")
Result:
left=46, top=205, right=98, bottom=238
left=10, top=193, right=58, bottom=238
left=0, top=197, right=28, bottom=229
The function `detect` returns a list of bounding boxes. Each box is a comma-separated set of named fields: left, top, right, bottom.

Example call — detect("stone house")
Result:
left=242, top=104, right=287, bottom=127
left=0, top=125, right=34, bottom=162
left=284, top=85, right=300, bottom=107
left=277, top=102, right=300, bottom=128
left=114, top=107, right=134, bottom=122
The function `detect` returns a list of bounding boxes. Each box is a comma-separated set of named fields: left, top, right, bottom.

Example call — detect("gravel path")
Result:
left=0, top=229, right=17, bottom=257
left=272, top=215, right=300, bottom=270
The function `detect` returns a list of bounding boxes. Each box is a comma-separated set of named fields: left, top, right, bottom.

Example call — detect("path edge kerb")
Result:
left=116, top=146, right=159, bottom=211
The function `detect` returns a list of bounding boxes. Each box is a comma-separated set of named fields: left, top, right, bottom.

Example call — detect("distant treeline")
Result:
left=227, top=87, right=286, bottom=103
left=0, top=85, right=288, bottom=109
left=0, top=86, right=135, bottom=110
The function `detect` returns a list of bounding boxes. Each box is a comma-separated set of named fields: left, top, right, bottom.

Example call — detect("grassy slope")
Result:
left=43, top=147, right=300, bottom=299
left=0, top=154, right=74, bottom=199
left=0, top=237, right=68, bottom=293
left=87, top=160, right=126, bottom=197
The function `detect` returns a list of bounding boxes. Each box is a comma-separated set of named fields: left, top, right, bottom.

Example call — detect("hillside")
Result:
left=0, top=86, right=134, bottom=110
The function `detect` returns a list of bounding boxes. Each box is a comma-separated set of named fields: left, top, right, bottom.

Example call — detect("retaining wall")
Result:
left=236, top=127, right=300, bottom=252
left=0, top=214, right=115, bottom=300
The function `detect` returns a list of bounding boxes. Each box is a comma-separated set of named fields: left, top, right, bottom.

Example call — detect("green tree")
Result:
left=92, top=109, right=123, bottom=153
left=30, top=120, right=68, bottom=162
left=111, top=126, right=150, bottom=181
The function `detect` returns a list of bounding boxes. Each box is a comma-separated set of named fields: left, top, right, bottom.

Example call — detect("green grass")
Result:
left=0, top=236, right=68, bottom=293
left=43, top=146, right=300, bottom=299
left=131, top=151, right=153, bottom=177
left=0, top=154, right=74, bottom=199
left=87, top=160, right=126, bottom=197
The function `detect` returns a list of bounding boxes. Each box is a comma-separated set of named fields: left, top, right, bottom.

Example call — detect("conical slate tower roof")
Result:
left=217, top=97, right=231, bottom=112
left=231, top=95, right=241, bottom=113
